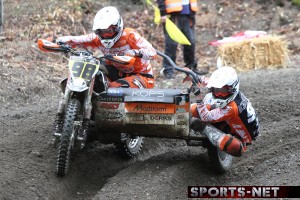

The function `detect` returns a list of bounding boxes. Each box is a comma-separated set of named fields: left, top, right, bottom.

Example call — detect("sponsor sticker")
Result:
left=96, top=111, right=123, bottom=119
left=176, top=107, right=187, bottom=113
left=125, top=114, right=174, bottom=125
left=98, top=102, right=120, bottom=109
left=125, top=103, right=175, bottom=114
left=107, top=88, right=123, bottom=96
left=177, top=121, right=187, bottom=126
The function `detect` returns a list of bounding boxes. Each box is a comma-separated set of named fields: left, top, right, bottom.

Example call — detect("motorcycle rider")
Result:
left=190, top=66, right=260, bottom=157
left=56, top=6, right=157, bottom=89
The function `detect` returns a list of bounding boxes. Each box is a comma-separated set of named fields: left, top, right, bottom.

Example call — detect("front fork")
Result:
left=53, top=87, right=71, bottom=137
left=76, top=78, right=95, bottom=148
left=52, top=79, right=94, bottom=148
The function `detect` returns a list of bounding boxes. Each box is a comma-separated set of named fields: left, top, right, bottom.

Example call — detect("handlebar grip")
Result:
left=57, top=41, right=66, bottom=45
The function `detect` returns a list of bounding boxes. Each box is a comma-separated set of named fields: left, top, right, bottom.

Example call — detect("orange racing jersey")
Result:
left=195, top=92, right=260, bottom=144
left=57, top=28, right=157, bottom=75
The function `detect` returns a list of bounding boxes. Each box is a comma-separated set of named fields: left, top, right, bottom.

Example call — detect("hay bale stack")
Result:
left=217, top=35, right=289, bottom=71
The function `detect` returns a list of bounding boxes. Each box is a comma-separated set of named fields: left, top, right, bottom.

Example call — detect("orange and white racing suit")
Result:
left=57, top=28, right=157, bottom=88
left=191, top=92, right=260, bottom=156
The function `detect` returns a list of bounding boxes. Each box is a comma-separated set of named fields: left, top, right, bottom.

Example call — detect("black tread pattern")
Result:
left=115, top=136, right=144, bottom=159
left=56, top=99, right=81, bottom=176
left=207, top=142, right=233, bottom=174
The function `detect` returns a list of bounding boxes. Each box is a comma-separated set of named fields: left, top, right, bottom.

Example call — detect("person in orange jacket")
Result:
left=190, top=67, right=260, bottom=157
left=157, top=0, right=207, bottom=79
left=57, top=6, right=157, bottom=89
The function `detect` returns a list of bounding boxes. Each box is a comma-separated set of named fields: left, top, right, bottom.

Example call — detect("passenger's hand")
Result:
left=125, top=49, right=143, bottom=58
left=197, top=75, right=209, bottom=86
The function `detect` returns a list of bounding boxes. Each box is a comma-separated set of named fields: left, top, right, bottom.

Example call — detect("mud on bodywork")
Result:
left=93, top=88, right=190, bottom=137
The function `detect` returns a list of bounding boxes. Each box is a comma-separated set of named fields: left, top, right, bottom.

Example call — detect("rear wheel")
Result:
left=115, top=133, right=144, bottom=158
left=56, top=99, right=82, bottom=176
left=207, top=141, right=233, bottom=174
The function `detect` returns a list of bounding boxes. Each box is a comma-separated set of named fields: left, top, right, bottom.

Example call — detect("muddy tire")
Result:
left=56, top=99, right=81, bottom=177
left=207, top=142, right=233, bottom=174
left=115, top=134, right=144, bottom=158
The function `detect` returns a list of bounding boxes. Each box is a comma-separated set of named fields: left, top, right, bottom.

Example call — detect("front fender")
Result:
left=60, top=78, right=68, bottom=94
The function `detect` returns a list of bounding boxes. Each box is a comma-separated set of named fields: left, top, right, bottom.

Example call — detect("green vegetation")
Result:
left=292, top=0, right=300, bottom=6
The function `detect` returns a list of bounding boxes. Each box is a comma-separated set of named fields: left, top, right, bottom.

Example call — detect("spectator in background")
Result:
left=157, top=0, right=208, bottom=79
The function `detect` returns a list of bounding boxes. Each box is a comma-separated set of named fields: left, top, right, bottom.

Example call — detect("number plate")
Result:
left=68, top=60, right=99, bottom=80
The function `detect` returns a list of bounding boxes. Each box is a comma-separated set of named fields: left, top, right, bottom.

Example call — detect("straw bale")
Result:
left=217, top=35, right=289, bottom=71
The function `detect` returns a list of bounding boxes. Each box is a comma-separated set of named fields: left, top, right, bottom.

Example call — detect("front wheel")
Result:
left=115, top=133, right=144, bottom=158
left=207, top=141, right=233, bottom=174
left=56, top=99, right=82, bottom=176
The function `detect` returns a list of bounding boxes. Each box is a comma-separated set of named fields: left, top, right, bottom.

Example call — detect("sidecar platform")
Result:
left=93, top=88, right=192, bottom=138
left=96, top=88, right=187, bottom=103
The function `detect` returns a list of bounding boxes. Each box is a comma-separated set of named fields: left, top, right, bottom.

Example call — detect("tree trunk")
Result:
left=0, top=0, right=3, bottom=32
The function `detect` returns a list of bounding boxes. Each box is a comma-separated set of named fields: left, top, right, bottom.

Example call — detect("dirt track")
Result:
left=1, top=0, right=300, bottom=199
left=0, top=57, right=299, bottom=199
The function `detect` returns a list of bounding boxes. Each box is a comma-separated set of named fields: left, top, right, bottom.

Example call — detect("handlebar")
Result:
left=156, top=50, right=201, bottom=85
left=56, top=43, right=131, bottom=65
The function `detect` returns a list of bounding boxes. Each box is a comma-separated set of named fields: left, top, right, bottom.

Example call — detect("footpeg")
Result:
left=186, top=140, right=203, bottom=146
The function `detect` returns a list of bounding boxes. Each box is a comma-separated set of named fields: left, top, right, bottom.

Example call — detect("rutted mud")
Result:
left=1, top=64, right=299, bottom=200
left=1, top=0, right=300, bottom=199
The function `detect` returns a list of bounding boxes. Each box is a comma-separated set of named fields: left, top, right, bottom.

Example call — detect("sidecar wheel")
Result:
left=115, top=134, right=144, bottom=158
left=56, top=99, right=81, bottom=177
left=207, top=142, right=233, bottom=174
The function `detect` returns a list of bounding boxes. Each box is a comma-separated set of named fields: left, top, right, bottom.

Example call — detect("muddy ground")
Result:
left=0, top=0, right=300, bottom=199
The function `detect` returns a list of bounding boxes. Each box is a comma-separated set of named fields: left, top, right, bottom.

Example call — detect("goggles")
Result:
left=95, top=25, right=118, bottom=39
left=210, top=86, right=231, bottom=98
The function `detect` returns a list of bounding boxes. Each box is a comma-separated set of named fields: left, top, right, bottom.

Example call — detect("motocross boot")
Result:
left=201, top=125, right=224, bottom=147
left=202, top=125, right=244, bottom=157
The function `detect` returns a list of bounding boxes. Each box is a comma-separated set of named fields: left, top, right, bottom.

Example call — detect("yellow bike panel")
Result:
left=68, top=60, right=99, bottom=80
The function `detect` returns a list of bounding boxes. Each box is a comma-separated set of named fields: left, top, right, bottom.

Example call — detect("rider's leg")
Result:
left=109, top=75, right=154, bottom=89
left=202, top=125, right=244, bottom=157
left=190, top=103, right=244, bottom=157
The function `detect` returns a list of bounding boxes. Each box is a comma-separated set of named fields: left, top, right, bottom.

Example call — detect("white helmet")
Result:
left=93, top=6, right=123, bottom=48
left=206, top=66, right=240, bottom=108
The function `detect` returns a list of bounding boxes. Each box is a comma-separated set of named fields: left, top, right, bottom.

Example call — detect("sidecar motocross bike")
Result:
left=38, top=39, right=233, bottom=177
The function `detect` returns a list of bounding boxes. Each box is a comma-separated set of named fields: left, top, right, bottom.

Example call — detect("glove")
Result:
left=125, top=49, right=143, bottom=58
left=197, top=75, right=209, bottom=86
left=55, top=36, right=72, bottom=45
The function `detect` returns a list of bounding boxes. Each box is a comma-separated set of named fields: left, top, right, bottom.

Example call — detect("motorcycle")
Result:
left=37, top=39, right=233, bottom=177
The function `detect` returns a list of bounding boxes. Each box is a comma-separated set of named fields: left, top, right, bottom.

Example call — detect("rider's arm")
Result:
left=125, top=28, right=157, bottom=60
left=196, top=103, right=236, bottom=123
left=56, top=33, right=100, bottom=48
left=195, top=94, right=237, bottom=123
